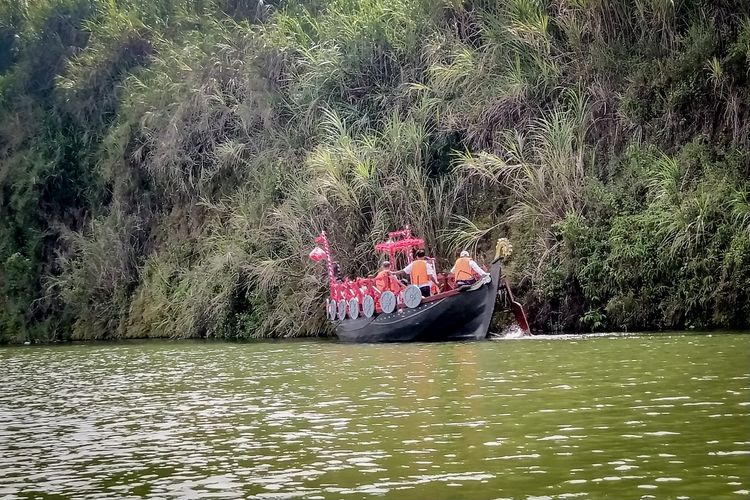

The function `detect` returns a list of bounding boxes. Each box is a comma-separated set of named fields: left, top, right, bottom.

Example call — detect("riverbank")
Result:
left=5, top=329, right=748, bottom=346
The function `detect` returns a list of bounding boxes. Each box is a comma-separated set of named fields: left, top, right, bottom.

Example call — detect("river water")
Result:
left=1, top=333, right=748, bottom=499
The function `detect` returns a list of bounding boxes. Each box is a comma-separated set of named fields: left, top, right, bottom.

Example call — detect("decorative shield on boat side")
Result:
left=348, top=298, right=359, bottom=319
left=337, top=299, right=347, bottom=320
left=403, top=285, right=422, bottom=308
left=362, top=295, right=375, bottom=318
left=380, top=291, right=396, bottom=314
left=327, top=299, right=337, bottom=321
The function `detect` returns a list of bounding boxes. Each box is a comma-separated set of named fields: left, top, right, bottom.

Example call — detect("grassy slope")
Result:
left=0, top=0, right=748, bottom=343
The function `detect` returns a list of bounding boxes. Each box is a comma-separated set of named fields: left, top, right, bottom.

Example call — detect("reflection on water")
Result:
left=1, top=333, right=749, bottom=499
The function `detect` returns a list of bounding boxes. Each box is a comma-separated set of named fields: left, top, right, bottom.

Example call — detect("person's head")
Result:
left=381, top=261, right=391, bottom=269
left=416, top=249, right=426, bottom=259
left=460, top=250, right=470, bottom=258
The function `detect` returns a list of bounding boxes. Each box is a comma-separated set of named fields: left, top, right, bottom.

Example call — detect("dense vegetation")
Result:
left=0, top=0, right=748, bottom=343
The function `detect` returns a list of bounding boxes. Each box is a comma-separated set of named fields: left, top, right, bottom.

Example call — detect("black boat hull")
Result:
left=335, top=259, right=502, bottom=342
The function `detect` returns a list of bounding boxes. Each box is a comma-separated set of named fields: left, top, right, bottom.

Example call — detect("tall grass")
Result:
left=0, top=0, right=748, bottom=342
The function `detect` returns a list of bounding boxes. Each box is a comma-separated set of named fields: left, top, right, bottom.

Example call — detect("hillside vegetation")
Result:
left=1, top=0, right=748, bottom=343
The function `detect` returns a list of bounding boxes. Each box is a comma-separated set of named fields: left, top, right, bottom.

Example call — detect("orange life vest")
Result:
left=454, top=257, right=474, bottom=281
left=410, top=259, right=429, bottom=286
left=375, top=270, right=392, bottom=292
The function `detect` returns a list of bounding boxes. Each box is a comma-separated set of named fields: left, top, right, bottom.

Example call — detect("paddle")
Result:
left=503, top=277, right=531, bottom=334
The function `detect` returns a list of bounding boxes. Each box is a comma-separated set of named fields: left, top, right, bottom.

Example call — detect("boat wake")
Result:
left=490, top=328, right=646, bottom=340
left=490, top=324, right=530, bottom=339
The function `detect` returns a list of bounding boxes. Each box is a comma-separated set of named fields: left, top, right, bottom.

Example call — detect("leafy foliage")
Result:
left=0, top=0, right=748, bottom=342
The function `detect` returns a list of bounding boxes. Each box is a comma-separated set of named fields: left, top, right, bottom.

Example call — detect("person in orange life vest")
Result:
left=451, top=250, right=489, bottom=287
left=374, top=261, right=398, bottom=293
left=398, top=249, right=439, bottom=297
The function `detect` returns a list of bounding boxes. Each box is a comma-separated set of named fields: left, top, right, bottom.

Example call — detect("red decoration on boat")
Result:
left=374, top=238, right=425, bottom=253
left=373, top=226, right=424, bottom=265
left=308, top=246, right=327, bottom=262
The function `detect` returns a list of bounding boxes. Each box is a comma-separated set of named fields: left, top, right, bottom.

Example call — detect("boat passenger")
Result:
left=374, top=261, right=396, bottom=293
left=451, top=250, right=489, bottom=287
left=399, top=249, right=439, bottom=297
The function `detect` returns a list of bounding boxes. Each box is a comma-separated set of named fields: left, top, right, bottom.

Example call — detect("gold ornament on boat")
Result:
left=494, top=238, right=513, bottom=261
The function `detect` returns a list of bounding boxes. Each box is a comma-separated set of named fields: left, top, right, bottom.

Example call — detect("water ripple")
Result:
left=0, top=334, right=749, bottom=499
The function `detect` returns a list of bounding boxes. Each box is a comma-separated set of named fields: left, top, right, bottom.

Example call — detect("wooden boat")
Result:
left=309, top=228, right=529, bottom=343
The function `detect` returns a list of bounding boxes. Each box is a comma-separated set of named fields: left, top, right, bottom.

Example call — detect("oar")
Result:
left=503, top=277, right=531, bottom=334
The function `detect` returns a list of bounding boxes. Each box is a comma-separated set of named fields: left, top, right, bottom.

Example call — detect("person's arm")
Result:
left=470, top=260, right=489, bottom=277
left=401, top=262, right=413, bottom=275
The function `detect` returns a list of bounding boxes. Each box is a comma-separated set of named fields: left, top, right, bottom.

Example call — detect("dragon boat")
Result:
left=309, top=228, right=530, bottom=343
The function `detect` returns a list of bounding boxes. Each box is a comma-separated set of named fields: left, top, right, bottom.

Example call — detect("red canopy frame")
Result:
left=374, top=227, right=424, bottom=266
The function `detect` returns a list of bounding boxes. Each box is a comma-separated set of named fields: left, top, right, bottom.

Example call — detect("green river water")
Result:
left=1, top=333, right=749, bottom=499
